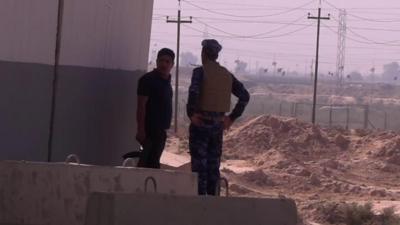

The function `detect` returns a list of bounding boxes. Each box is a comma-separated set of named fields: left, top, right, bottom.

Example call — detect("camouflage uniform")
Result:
left=187, top=66, right=250, bottom=195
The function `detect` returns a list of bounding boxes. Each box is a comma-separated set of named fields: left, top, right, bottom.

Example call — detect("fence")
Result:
left=244, top=97, right=391, bottom=130
left=172, top=92, right=394, bottom=132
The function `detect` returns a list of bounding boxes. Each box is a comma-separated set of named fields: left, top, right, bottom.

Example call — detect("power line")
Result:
left=152, top=27, right=400, bottom=52
left=324, top=0, right=400, bottom=23
left=155, top=8, right=400, bottom=17
left=152, top=37, right=400, bottom=61
left=182, top=22, right=315, bottom=40
left=156, top=7, right=318, bottom=11
left=322, top=1, right=400, bottom=46
left=152, top=38, right=398, bottom=69
left=326, top=17, right=400, bottom=48
left=150, top=38, right=319, bottom=58
left=347, top=13, right=400, bottom=23
left=331, top=17, right=400, bottom=45
left=178, top=17, right=315, bottom=25
left=321, top=21, right=391, bottom=47
left=182, top=0, right=316, bottom=18
left=156, top=16, right=400, bottom=33
left=175, top=0, right=400, bottom=11
left=346, top=27, right=400, bottom=45
left=322, top=21, right=371, bottom=44
left=174, top=1, right=317, bottom=8
left=193, top=15, right=308, bottom=38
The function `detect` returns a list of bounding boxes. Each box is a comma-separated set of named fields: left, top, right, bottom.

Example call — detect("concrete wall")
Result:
left=0, top=161, right=197, bottom=225
left=0, top=0, right=154, bottom=165
left=85, top=192, right=298, bottom=225
left=52, top=67, right=144, bottom=165
left=0, top=61, right=53, bottom=161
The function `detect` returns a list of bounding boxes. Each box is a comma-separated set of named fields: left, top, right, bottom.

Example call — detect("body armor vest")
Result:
left=199, top=61, right=232, bottom=112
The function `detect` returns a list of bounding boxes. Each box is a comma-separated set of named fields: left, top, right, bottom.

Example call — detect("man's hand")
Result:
left=136, top=131, right=146, bottom=145
left=190, top=113, right=204, bottom=126
left=223, top=116, right=234, bottom=130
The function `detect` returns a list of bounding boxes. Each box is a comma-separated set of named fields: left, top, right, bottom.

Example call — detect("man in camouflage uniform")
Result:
left=187, top=39, right=250, bottom=195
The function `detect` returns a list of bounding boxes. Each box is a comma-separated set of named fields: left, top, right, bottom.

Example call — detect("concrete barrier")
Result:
left=85, top=192, right=298, bottom=225
left=0, top=160, right=197, bottom=225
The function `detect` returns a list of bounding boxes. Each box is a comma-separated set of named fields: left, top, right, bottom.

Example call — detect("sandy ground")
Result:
left=163, top=115, right=400, bottom=224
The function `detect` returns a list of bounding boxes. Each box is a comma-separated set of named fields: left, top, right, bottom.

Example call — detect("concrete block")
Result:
left=0, top=160, right=197, bottom=225
left=85, top=192, right=298, bottom=225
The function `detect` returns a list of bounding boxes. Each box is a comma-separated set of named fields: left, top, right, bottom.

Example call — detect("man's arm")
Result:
left=136, top=95, right=148, bottom=145
left=187, top=68, right=203, bottom=118
left=228, top=75, right=250, bottom=122
left=136, top=76, right=150, bottom=145
left=186, top=68, right=204, bottom=126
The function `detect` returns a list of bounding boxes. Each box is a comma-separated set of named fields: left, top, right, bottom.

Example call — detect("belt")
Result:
left=199, top=115, right=224, bottom=122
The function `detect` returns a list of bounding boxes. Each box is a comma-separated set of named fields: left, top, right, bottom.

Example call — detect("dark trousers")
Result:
left=138, top=129, right=167, bottom=169
left=189, top=122, right=223, bottom=195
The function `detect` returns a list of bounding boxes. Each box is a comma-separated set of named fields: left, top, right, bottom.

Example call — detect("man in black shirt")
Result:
left=136, top=48, right=175, bottom=168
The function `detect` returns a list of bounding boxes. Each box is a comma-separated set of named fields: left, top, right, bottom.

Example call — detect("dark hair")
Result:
left=202, top=48, right=218, bottom=61
left=157, top=48, right=175, bottom=61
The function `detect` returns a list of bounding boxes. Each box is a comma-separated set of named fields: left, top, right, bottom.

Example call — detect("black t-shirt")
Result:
left=137, top=69, right=173, bottom=132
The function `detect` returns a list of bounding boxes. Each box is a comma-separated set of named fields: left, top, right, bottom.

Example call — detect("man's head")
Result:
left=156, top=48, right=175, bottom=75
left=201, top=39, right=222, bottom=62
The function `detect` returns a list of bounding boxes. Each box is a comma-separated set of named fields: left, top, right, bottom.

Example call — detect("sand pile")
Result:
left=221, top=115, right=400, bottom=205
left=350, top=131, right=400, bottom=167
left=164, top=115, right=400, bottom=223
left=223, top=115, right=346, bottom=161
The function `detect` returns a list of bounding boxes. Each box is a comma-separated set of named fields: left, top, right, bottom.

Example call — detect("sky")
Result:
left=150, top=0, right=400, bottom=75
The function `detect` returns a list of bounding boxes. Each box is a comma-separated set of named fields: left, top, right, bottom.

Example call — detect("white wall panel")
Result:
left=60, top=0, right=153, bottom=71
left=0, top=0, right=153, bottom=70
left=0, top=0, right=57, bottom=64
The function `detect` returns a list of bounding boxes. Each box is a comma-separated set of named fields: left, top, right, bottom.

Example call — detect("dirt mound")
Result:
left=353, top=132, right=400, bottom=166
left=219, top=115, right=400, bottom=224
left=166, top=114, right=400, bottom=223
left=224, top=115, right=340, bottom=160
left=224, top=115, right=400, bottom=166
left=241, top=169, right=276, bottom=186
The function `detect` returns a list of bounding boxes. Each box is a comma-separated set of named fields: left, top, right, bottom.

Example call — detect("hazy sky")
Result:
left=150, top=0, right=400, bottom=75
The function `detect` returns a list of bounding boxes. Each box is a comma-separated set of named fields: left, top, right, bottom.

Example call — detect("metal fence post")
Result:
left=294, top=103, right=298, bottom=118
left=364, top=105, right=369, bottom=129
left=346, top=105, right=350, bottom=130
left=290, top=103, right=294, bottom=117
left=328, top=105, right=333, bottom=127
left=384, top=111, right=388, bottom=130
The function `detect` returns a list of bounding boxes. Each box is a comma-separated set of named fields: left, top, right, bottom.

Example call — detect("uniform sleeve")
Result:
left=186, top=67, right=204, bottom=118
left=229, top=75, right=250, bottom=121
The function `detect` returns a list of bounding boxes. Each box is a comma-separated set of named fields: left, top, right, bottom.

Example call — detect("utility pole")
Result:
left=310, top=59, right=314, bottom=82
left=336, top=9, right=347, bottom=88
left=308, top=0, right=330, bottom=124
left=167, top=0, right=192, bottom=134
